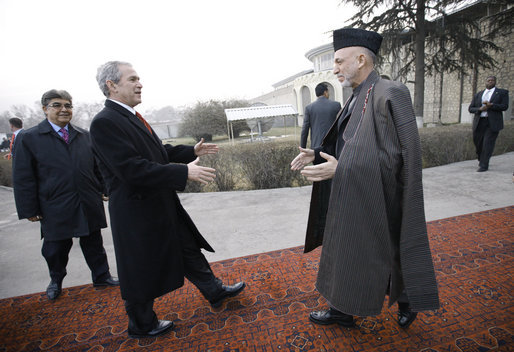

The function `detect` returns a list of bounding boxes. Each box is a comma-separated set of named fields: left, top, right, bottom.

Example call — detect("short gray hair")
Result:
left=96, top=61, right=131, bottom=97
left=41, top=89, right=73, bottom=106
left=362, top=47, right=377, bottom=66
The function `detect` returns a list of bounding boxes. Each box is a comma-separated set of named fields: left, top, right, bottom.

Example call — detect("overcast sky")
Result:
left=0, top=0, right=356, bottom=113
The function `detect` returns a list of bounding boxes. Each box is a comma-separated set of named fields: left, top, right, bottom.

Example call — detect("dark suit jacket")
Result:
left=12, top=120, right=107, bottom=241
left=468, top=87, right=509, bottom=132
left=300, top=96, right=341, bottom=148
left=90, top=100, right=213, bottom=302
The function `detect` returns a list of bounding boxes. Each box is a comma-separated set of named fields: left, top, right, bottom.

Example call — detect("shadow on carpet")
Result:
left=0, top=206, right=513, bottom=351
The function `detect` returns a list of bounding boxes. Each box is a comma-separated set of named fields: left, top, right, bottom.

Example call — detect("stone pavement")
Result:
left=0, top=152, right=512, bottom=299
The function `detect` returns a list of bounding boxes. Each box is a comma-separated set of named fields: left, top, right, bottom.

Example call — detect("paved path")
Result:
left=1, top=152, right=512, bottom=299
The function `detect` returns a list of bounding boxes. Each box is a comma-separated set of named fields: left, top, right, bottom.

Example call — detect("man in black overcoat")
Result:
left=300, top=83, right=341, bottom=252
left=468, top=75, right=509, bottom=172
left=12, top=89, right=118, bottom=300
left=90, top=61, right=245, bottom=339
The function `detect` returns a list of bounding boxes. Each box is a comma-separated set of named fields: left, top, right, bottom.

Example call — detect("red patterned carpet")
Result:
left=0, top=206, right=513, bottom=351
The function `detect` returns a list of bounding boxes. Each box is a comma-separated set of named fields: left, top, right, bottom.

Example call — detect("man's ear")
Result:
left=357, top=53, right=366, bottom=69
left=42, top=106, right=48, bottom=116
left=107, top=80, right=116, bottom=92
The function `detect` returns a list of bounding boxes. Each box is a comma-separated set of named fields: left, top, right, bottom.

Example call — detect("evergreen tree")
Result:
left=341, top=0, right=512, bottom=118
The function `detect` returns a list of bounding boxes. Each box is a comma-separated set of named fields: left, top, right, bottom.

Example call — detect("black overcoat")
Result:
left=12, top=120, right=107, bottom=240
left=89, top=100, right=214, bottom=302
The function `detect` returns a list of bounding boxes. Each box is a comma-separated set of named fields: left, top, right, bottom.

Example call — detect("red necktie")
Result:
left=7, top=134, right=15, bottom=160
left=136, top=112, right=152, bottom=134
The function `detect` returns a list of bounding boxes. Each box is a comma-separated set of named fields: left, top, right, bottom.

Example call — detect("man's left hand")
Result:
left=300, top=152, right=337, bottom=181
left=194, top=138, right=219, bottom=156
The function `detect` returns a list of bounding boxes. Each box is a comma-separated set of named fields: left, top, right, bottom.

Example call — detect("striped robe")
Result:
left=315, top=71, right=440, bottom=316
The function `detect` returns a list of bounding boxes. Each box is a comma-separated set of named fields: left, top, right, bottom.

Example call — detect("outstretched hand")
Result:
left=187, top=158, right=216, bottom=184
left=290, top=147, right=315, bottom=171
left=194, top=138, right=219, bottom=156
left=300, top=152, right=337, bottom=181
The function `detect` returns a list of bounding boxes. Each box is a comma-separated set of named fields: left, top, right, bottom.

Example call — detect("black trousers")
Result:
left=41, top=229, right=110, bottom=284
left=125, top=220, right=217, bottom=335
left=473, top=116, right=499, bottom=169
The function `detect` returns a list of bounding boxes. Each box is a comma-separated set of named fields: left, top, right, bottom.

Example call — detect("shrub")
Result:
left=419, top=121, right=514, bottom=168
left=0, top=156, right=12, bottom=187
left=2, top=121, right=512, bottom=190
left=237, top=141, right=309, bottom=190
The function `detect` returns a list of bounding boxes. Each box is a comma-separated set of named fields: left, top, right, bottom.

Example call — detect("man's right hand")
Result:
left=187, top=158, right=216, bottom=184
left=291, top=147, right=315, bottom=171
left=28, top=215, right=42, bottom=222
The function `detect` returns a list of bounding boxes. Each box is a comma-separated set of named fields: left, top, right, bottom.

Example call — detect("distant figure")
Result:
left=4, top=117, right=23, bottom=160
left=291, top=27, right=439, bottom=329
left=300, top=83, right=341, bottom=253
left=301, top=83, right=341, bottom=149
left=468, top=76, right=509, bottom=172
left=1, top=137, right=9, bottom=151
left=90, top=61, right=245, bottom=339
left=12, top=89, right=119, bottom=301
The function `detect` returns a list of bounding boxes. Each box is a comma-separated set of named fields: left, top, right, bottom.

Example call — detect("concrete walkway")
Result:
left=1, top=152, right=513, bottom=299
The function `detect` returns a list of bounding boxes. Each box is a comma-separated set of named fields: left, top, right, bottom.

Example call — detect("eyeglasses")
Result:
left=48, top=103, right=73, bottom=110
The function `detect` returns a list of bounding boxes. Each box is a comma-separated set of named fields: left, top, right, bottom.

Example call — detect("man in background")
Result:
left=13, top=89, right=118, bottom=300
left=300, top=83, right=341, bottom=253
left=90, top=61, right=245, bottom=339
left=4, top=117, right=23, bottom=159
left=468, top=75, right=509, bottom=172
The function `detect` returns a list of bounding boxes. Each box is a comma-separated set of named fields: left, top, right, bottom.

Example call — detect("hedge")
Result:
left=1, top=121, right=513, bottom=190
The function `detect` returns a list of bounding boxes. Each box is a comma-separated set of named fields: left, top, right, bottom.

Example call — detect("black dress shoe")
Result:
left=209, top=281, right=246, bottom=308
left=398, top=309, right=418, bottom=328
left=128, top=320, right=174, bottom=339
left=46, top=281, right=62, bottom=300
left=309, top=308, right=354, bottom=327
left=93, top=276, right=119, bottom=287
left=477, top=167, right=488, bottom=172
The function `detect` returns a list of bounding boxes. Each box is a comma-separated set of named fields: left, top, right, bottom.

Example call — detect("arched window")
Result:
left=301, top=86, right=311, bottom=112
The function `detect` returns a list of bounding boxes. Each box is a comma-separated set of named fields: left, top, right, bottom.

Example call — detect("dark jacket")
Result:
left=301, top=96, right=341, bottom=149
left=313, top=71, right=439, bottom=316
left=90, top=100, right=213, bottom=302
left=468, top=87, right=509, bottom=132
left=12, top=120, right=107, bottom=240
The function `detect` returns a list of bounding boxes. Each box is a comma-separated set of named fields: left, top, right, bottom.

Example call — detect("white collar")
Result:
left=109, top=99, right=136, bottom=115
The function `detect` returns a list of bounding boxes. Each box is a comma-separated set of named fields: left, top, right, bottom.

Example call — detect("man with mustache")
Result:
left=291, top=28, right=439, bottom=329
left=90, top=61, right=245, bottom=339
left=12, top=89, right=119, bottom=300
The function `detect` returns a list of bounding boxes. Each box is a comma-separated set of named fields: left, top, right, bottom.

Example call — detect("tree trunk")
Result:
left=414, top=0, right=426, bottom=120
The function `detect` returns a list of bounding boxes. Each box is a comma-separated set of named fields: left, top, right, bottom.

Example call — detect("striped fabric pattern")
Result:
left=315, top=72, right=439, bottom=316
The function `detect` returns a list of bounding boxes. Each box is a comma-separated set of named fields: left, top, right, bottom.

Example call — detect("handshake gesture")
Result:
left=188, top=138, right=219, bottom=184
left=290, top=147, right=338, bottom=182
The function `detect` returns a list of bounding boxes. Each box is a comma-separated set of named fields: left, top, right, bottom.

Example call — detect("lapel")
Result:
left=489, top=89, right=500, bottom=103
left=342, top=71, right=380, bottom=142
left=39, top=119, right=65, bottom=143
left=105, top=100, right=162, bottom=148
left=67, top=124, right=83, bottom=145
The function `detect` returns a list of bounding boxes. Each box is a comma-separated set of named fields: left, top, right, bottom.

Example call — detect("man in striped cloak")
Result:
left=291, top=28, right=439, bottom=329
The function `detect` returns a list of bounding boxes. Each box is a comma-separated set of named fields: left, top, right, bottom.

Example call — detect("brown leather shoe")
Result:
left=128, top=320, right=174, bottom=338
left=309, top=308, right=354, bottom=327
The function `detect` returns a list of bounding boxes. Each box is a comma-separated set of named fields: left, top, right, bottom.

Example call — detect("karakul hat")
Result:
left=333, top=28, right=383, bottom=54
